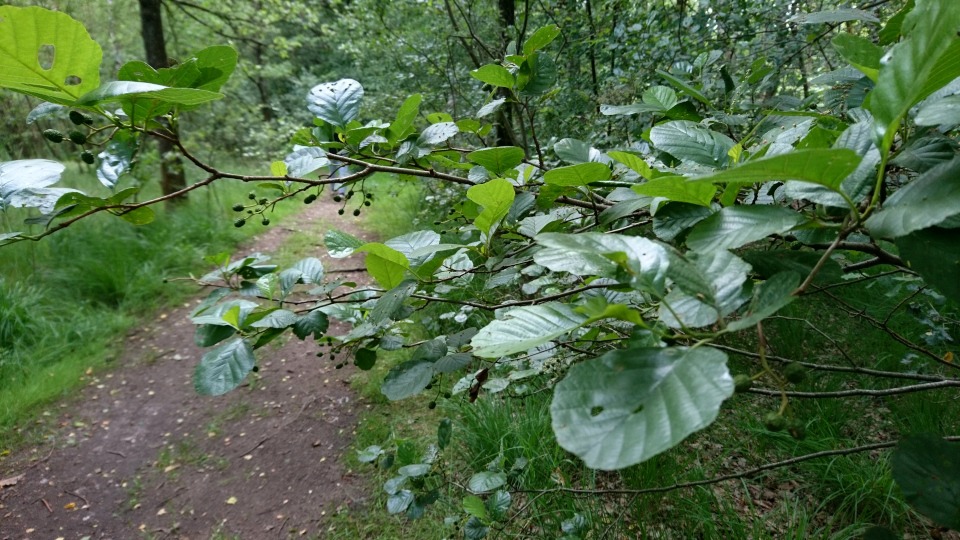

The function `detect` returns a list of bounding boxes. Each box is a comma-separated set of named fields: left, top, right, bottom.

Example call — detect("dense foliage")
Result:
left=1, top=0, right=959, bottom=536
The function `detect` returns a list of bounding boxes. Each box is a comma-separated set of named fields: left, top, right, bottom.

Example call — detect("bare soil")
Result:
left=0, top=199, right=374, bottom=540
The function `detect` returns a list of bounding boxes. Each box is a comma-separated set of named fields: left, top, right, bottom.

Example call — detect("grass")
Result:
left=0, top=157, right=301, bottom=439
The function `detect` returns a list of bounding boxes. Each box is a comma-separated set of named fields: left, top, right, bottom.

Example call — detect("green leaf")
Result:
left=659, top=250, right=752, bottom=329
left=608, top=151, right=652, bottom=179
left=369, top=280, right=417, bottom=324
left=465, top=517, right=489, bottom=539
left=324, top=229, right=366, bottom=258
left=97, top=131, right=138, bottom=189
left=292, top=310, right=329, bottom=340
left=417, top=122, right=459, bottom=147
left=387, top=490, right=414, bottom=514
left=188, top=45, right=238, bottom=92
left=358, top=445, right=383, bottom=463
left=292, top=257, right=324, bottom=284
left=879, top=0, right=915, bottom=46
left=471, top=303, right=588, bottom=358
left=467, top=178, right=515, bottom=237
left=75, top=81, right=223, bottom=106
left=193, top=338, right=255, bottom=396
left=381, top=358, right=435, bottom=401
left=642, top=86, right=678, bottom=111
left=358, top=243, right=410, bottom=289
left=551, top=346, right=733, bottom=470
left=916, top=95, right=960, bottom=126
left=726, top=271, right=801, bottom=331
left=284, top=146, right=330, bottom=177
left=742, top=250, right=842, bottom=285
left=864, top=156, right=960, bottom=238
left=115, top=206, right=155, bottom=226
left=534, top=232, right=669, bottom=292
left=523, top=25, right=561, bottom=56
left=386, top=94, right=422, bottom=142
left=26, top=102, right=64, bottom=124
left=896, top=227, right=960, bottom=303
left=471, top=64, right=515, bottom=88
left=688, top=149, right=862, bottom=190
left=398, top=464, right=431, bottom=477
left=831, top=33, right=882, bottom=82
left=468, top=471, right=507, bottom=493
left=437, top=418, right=452, bottom=450
left=632, top=176, right=716, bottom=206
left=477, top=98, right=506, bottom=118
left=249, top=309, right=297, bottom=329
left=544, top=162, right=611, bottom=187
left=687, top=206, right=804, bottom=252
left=890, top=136, right=957, bottom=173
left=866, top=0, right=960, bottom=147
left=892, top=434, right=960, bottom=530
left=0, top=6, right=102, bottom=105
left=517, top=52, right=557, bottom=95
left=600, top=103, right=659, bottom=116
left=554, top=138, right=603, bottom=164
left=194, top=324, right=236, bottom=348
left=354, top=348, right=377, bottom=370
left=307, top=79, right=364, bottom=128
left=468, top=147, right=525, bottom=176
left=486, top=490, right=512, bottom=520
left=864, top=527, right=901, bottom=540
left=463, top=495, right=487, bottom=520
left=652, top=203, right=712, bottom=242
left=650, top=121, right=734, bottom=167
left=787, top=8, right=880, bottom=24
left=656, top=70, right=712, bottom=107
left=434, top=353, right=472, bottom=373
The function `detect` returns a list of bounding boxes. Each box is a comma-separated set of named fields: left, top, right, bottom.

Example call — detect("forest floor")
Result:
left=0, top=198, right=372, bottom=540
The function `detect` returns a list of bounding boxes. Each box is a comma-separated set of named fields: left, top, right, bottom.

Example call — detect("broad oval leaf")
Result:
left=687, top=149, right=862, bottom=191
left=892, top=434, right=960, bottom=530
left=417, top=122, right=459, bottom=147
left=865, top=156, right=960, bottom=239
left=381, top=359, right=435, bottom=401
left=916, top=95, right=960, bottom=126
left=467, top=471, right=507, bottom=493
left=284, top=146, right=330, bottom=177
left=307, top=79, right=364, bottom=128
left=543, top=162, right=611, bottom=187
left=470, top=64, right=515, bottom=88
left=523, top=25, right=561, bottom=56
left=471, top=302, right=587, bottom=358
left=632, top=176, right=715, bottom=206
left=686, top=205, right=805, bottom=252
left=650, top=121, right=734, bottom=167
left=193, top=338, right=255, bottom=396
left=358, top=243, right=410, bottom=289
left=467, top=178, right=515, bottom=237
left=468, top=147, right=525, bottom=176
left=551, top=346, right=734, bottom=470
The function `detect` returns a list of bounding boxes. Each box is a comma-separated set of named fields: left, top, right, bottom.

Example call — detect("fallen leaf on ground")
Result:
left=0, top=474, right=24, bottom=488
left=226, top=496, right=238, bottom=505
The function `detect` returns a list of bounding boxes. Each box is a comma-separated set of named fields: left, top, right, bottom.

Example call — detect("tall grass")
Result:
left=0, top=159, right=298, bottom=432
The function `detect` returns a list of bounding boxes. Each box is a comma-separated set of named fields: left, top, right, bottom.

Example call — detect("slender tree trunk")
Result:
left=138, top=0, right=187, bottom=203
left=495, top=0, right=520, bottom=149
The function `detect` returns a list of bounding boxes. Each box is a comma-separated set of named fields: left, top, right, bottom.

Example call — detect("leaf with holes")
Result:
left=551, top=346, right=733, bottom=470
left=0, top=6, right=103, bottom=105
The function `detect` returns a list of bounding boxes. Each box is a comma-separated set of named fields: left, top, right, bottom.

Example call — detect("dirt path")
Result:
left=0, top=199, right=374, bottom=540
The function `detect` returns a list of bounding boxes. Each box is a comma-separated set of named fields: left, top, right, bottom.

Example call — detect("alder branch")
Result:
left=509, top=435, right=960, bottom=497
left=745, top=379, right=960, bottom=398
left=709, top=343, right=952, bottom=383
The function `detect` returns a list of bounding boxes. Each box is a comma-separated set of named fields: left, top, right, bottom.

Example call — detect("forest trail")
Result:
left=0, top=199, right=373, bottom=540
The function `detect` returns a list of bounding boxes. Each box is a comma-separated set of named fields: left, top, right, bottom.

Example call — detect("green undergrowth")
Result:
left=337, top=188, right=958, bottom=537
left=0, top=159, right=300, bottom=441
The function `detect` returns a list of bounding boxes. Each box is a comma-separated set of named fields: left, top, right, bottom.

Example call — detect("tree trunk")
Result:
left=138, top=0, right=187, bottom=203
